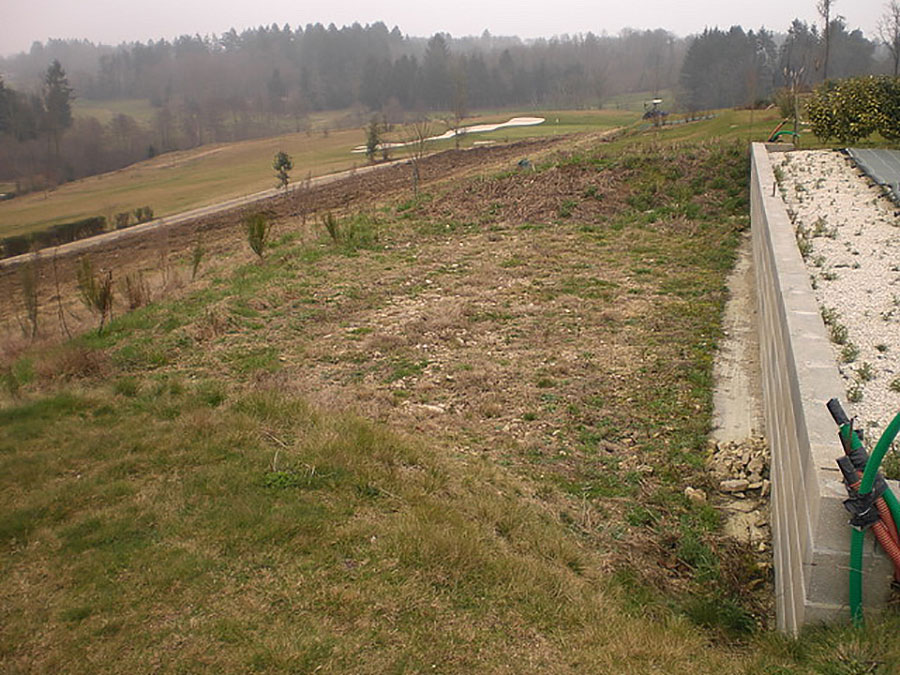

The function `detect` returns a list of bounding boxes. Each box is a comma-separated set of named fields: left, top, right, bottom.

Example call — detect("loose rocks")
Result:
left=708, top=436, right=771, bottom=546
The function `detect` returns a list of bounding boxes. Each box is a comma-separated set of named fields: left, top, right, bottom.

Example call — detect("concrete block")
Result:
left=750, top=143, right=897, bottom=633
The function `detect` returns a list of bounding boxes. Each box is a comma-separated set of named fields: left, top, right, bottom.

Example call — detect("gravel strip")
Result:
left=776, top=149, right=900, bottom=438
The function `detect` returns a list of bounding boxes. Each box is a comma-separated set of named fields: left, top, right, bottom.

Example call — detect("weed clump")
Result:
left=321, top=212, right=378, bottom=252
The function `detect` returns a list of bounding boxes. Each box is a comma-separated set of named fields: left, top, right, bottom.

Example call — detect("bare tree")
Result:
left=449, top=68, right=468, bottom=150
left=817, top=0, right=837, bottom=80
left=879, top=1, right=900, bottom=76
left=409, top=117, right=431, bottom=198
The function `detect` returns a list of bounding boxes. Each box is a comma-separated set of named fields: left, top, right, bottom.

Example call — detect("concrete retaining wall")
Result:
left=750, top=143, right=895, bottom=634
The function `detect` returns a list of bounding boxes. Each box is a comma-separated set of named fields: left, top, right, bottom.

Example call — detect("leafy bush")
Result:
left=38, top=217, right=107, bottom=248
left=1, top=235, right=31, bottom=259
left=115, top=212, right=132, bottom=229
left=807, top=76, right=900, bottom=143
left=2, top=217, right=109, bottom=259
left=133, top=206, right=154, bottom=223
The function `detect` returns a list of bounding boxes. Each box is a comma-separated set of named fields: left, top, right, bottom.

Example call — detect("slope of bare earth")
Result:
left=0, top=137, right=569, bottom=341
left=3, top=132, right=765, bottom=604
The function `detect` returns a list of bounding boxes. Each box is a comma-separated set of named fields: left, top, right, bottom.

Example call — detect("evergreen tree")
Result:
left=43, top=59, right=74, bottom=159
left=273, top=151, right=293, bottom=189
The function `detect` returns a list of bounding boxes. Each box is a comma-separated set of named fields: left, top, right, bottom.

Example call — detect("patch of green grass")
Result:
left=386, top=358, right=428, bottom=383
left=558, top=199, right=578, bottom=218
left=683, top=595, right=755, bottom=638
left=223, top=346, right=281, bottom=374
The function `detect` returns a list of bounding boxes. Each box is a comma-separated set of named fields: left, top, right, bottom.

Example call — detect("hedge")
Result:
left=1, top=216, right=107, bottom=260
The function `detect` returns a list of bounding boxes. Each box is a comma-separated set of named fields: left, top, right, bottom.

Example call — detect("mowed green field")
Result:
left=0, top=128, right=369, bottom=238
left=0, top=109, right=640, bottom=238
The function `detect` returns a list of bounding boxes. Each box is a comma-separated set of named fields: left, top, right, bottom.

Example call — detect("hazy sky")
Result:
left=0, top=0, right=885, bottom=57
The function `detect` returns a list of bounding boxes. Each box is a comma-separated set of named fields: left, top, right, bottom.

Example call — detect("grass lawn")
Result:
left=603, top=89, right=675, bottom=112
left=3, top=121, right=900, bottom=671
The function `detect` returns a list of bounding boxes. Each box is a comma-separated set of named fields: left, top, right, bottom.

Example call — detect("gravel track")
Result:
left=776, top=149, right=900, bottom=437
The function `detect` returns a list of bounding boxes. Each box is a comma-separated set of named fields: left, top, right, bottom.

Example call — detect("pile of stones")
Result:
left=708, top=436, right=771, bottom=498
left=704, top=436, right=771, bottom=550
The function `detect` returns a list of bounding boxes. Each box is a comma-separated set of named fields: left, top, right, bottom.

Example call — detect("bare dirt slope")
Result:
left=3, top=134, right=769, bottom=626
left=0, top=137, right=568, bottom=344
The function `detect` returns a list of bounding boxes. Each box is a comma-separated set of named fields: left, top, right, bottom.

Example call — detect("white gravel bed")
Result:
left=775, top=149, right=900, bottom=439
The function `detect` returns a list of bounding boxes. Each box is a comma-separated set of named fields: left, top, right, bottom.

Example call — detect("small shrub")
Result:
left=829, top=322, right=849, bottom=345
left=114, top=377, right=140, bottom=397
left=75, top=256, right=114, bottom=333
left=114, top=212, right=132, bottom=229
left=795, top=226, right=813, bottom=260
left=340, top=215, right=378, bottom=251
left=841, top=343, right=859, bottom=363
left=195, top=380, right=226, bottom=407
left=321, top=212, right=378, bottom=252
left=273, top=151, right=293, bottom=189
left=1, top=365, right=21, bottom=399
left=35, top=345, right=105, bottom=381
left=322, top=212, right=339, bottom=243
left=122, top=271, right=150, bottom=310
left=856, top=362, right=875, bottom=382
left=1, top=234, right=32, bottom=259
left=244, top=212, right=272, bottom=259
left=889, top=377, right=900, bottom=394
left=775, top=87, right=797, bottom=120
left=772, top=166, right=784, bottom=186
left=190, top=240, right=205, bottom=281
left=683, top=595, right=755, bottom=638
left=558, top=199, right=578, bottom=218
left=133, top=206, right=154, bottom=223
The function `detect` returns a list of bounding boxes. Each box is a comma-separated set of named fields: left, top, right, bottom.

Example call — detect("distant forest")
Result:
left=0, top=18, right=889, bottom=192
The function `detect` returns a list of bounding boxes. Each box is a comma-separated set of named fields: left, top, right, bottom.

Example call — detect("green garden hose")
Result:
left=848, top=412, right=900, bottom=626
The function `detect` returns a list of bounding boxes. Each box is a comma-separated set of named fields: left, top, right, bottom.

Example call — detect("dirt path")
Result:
left=711, top=232, right=764, bottom=442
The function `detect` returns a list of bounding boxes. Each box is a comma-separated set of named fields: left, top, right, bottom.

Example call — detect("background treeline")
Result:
left=2, top=25, right=682, bottom=113
left=0, top=17, right=887, bottom=193
left=680, top=19, right=879, bottom=111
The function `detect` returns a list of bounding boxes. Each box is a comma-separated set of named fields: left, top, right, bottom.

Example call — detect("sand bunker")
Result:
left=351, top=117, right=544, bottom=154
